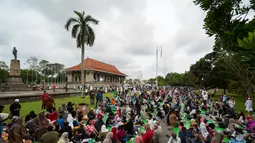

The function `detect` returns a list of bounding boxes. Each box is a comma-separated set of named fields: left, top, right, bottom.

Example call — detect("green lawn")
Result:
left=3, top=92, right=114, bottom=118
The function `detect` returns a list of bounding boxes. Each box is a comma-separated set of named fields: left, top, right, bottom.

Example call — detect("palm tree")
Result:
left=65, top=11, right=99, bottom=97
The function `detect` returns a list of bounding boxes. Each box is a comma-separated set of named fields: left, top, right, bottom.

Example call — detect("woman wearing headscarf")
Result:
left=200, top=122, right=209, bottom=142
left=66, top=102, right=74, bottom=114
left=238, top=112, right=245, bottom=124
left=96, top=107, right=102, bottom=115
left=25, top=111, right=37, bottom=123
left=58, top=132, right=70, bottom=143
left=7, top=117, right=26, bottom=143
left=211, top=132, right=224, bottom=143
left=246, top=119, right=255, bottom=133
left=111, top=127, right=120, bottom=143
left=34, top=112, right=50, bottom=141
left=228, top=118, right=236, bottom=132
left=169, top=111, right=177, bottom=127
left=103, top=132, right=114, bottom=143
left=66, top=114, right=74, bottom=129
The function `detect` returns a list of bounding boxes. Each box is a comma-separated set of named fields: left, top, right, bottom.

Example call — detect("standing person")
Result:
left=0, top=105, right=11, bottom=141
left=41, top=91, right=49, bottom=110
left=53, top=84, right=56, bottom=92
left=228, top=97, right=235, bottom=109
left=89, top=89, right=95, bottom=105
left=65, top=84, right=68, bottom=92
left=222, top=94, right=227, bottom=105
left=245, top=98, right=253, bottom=114
left=39, top=126, right=59, bottom=143
left=10, top=99, right=21, bottom=117
left=95, top=91, right=103, bottom=108
left=45, top=96, right=55, bottom=113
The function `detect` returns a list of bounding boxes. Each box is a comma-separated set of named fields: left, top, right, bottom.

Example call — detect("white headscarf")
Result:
left=200, top=122, right=209, bottom=138
left=58, top=132, right=69, bottom=143
left=66, top=114, right=74, bottom=129
left=96, top=107, right=102, bottom=114
left=101, top=125, right=109, bottom=133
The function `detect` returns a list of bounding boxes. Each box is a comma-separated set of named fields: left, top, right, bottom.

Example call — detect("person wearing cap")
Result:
left=10, top=99, right=21, bottom=117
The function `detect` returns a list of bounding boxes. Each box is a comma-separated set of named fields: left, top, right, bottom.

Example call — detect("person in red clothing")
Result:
left=117, top=125, right=127, bottom=142
left=53, top=84, right=56, bottom=92
left=48, top=107, right=58, bottom=122
left=41, top=91, right=49, bottom=110
left=141, top=124, right=154, bottom=143
left=111, top=127, right=121, bottom=143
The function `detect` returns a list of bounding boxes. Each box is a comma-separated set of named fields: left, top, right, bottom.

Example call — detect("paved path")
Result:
left=0, top=89, right=80, bottom=98
left=159, top=121, right=170, bottom=143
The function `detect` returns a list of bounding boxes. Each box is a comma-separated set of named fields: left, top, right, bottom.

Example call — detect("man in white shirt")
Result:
left=167, top=132, right=181, bottom=143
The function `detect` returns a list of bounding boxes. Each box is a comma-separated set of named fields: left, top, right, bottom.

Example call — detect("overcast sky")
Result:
left=0, top=0, right=214, bottom=79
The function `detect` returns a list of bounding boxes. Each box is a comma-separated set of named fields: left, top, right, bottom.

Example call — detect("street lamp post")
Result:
left=156, top=46, right=162, bottom=90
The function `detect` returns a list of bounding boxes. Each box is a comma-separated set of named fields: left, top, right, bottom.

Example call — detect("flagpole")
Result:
left=156, top=46, right=162, bottom=90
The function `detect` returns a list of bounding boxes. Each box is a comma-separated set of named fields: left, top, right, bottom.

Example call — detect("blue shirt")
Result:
left=57, top=118, right=64, bottom=128
left=97, top=93, right=103, bottom=101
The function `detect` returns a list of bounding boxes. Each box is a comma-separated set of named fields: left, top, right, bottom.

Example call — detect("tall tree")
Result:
left=65, top=11, right=99, bottom=97
left=165, top=72, right=183, bottom=86
left=0, top=69, right=8, bottom=84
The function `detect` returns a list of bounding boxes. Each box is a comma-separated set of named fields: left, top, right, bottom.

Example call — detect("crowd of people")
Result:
left=0, top=86, right=255, bottom=143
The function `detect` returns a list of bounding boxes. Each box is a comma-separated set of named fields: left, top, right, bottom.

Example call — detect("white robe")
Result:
left=245, top=99, right=253, bottom=112
left=200, top=122, right=209, bottom=139
left=67, top=114, right=74, bottom=129
left=228, top=100, right=235, bottom=108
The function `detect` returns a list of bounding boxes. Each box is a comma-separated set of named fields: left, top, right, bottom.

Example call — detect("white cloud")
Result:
left=0, top=0, right=214, bottom=79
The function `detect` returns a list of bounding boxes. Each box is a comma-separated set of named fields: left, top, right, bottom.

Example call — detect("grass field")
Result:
left=2, top=92, right=114, bottom=118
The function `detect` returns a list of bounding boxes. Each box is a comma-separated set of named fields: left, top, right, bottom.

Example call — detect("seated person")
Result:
left=106, top=114, right=114, bottom=127
left=48, top=107, right=58, bottom=122
left=25, top=111, right=37, bottom=123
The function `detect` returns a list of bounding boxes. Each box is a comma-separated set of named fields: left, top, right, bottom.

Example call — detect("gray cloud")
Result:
left=0, top=0, right=215, bottom=79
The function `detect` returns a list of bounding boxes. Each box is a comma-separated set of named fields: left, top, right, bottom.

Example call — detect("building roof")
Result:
left=66, top=58, right=127, bottom=76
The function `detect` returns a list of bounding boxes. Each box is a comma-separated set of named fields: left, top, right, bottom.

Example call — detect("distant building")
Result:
left=65, top=58, right=126, bottom=84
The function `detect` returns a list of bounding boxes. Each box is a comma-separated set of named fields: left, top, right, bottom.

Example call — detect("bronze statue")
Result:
left=13, top=47, right=17, bottom=60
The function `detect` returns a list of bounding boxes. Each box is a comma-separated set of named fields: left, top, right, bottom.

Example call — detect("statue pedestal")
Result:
left=7, top=59, right=30, bottom=91
left=9, top=59, right=21, bottom=76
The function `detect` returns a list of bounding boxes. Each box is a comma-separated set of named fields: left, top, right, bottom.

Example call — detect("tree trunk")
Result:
left=81, top=45, right=85, bottom=97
